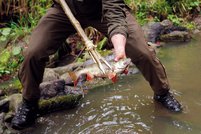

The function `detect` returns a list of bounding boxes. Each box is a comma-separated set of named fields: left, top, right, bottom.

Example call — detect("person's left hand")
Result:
left=111, top=34, right=127, bottom=61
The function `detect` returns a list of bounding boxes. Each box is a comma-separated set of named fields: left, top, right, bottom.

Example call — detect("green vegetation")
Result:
left=0, top=0, right=52, bottom=78
left=0, top=0, right=52, bottom=50
left=0, top=0, right=52, bottom=28
left=0, top=46, right=24, bottom=77
left=125, top=0, right=201, bottom=25
left=1, top=0, right=200, bottom=41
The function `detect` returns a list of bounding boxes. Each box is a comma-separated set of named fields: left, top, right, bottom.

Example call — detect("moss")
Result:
left=38, top=94, right=83, bottom=115
left=0, top=78, right=22, bottom=95
left=0, top=93, right=83, bottom=117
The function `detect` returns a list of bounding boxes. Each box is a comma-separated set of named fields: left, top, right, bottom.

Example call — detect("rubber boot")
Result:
left=11, top=98, right=38, bottom=130
left=154, top=92, right=182, bottom=112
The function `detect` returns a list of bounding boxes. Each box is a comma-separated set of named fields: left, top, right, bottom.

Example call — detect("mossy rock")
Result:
left=0, top=92, right=83, bottom=120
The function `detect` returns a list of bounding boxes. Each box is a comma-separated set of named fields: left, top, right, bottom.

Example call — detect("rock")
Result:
left=60, top=73, right=72, bottom=83
left=39, top=91, right=83, bottom=115
left=40, top=79, right=66, bottom=99
left=0, top=112, right=10, bottom=134
left=0, top=87, right=84, bottom=129
left=0, top=94, right=22, bottom=114
left=193, top=29, right=200, bottom=34
left=142, top=20, right=191, bottom=43
left=142, top=22, right=164, bottom=43
left=40, top=79, right=85, bottom=99
left=194, top=15, right=201, bottom=30
left=43, top=62, right=84, bottom=83
left=0, top=78, right=84, bottom=117
left=0, top=79, right=21, bottom=96
left=43, top=68, right=60, bottom=82
left=43, top=62, right=86, bottom=85
left=159, top=31, right=191, bottom=42
left=51, top=62, right=84, bottom=75
left=0, top=89, right=5, bottom=96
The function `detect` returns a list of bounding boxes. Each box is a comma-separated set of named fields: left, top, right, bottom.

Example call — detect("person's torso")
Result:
left=72, top=0, right=102, bottom=19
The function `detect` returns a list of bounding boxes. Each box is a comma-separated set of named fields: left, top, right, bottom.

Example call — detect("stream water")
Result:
left=26, top=34, right=201, bottom=134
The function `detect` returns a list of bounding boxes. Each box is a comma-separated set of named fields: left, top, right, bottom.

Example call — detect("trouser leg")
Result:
left=124, top=10, right=170, bottom=95
left=19, top=5, right=76, bottom=100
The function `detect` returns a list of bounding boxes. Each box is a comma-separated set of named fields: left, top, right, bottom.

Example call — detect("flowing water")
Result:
left=27, top=34, right=201, bottom=134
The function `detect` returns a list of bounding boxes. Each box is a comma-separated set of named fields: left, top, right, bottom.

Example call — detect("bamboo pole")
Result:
left=58, top=0, right=112, bottom=74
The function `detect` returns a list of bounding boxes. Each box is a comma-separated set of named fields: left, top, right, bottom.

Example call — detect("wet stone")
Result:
left=0, top=89, right=5, bottom=96
left=40, top=79, right=66, bottom=99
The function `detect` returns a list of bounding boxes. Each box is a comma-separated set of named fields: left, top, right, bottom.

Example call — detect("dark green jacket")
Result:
left=57, top=0, right=128, bottom=39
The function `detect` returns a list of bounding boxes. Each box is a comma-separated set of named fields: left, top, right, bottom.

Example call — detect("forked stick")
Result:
left=58, top=0, right=112, bottom=74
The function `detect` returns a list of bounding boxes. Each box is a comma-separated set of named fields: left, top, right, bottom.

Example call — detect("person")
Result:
left=11, top=0, right=182, bottom=130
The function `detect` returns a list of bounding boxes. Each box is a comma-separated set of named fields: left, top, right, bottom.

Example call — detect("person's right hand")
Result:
left=111, top=34, right=127, bottom=61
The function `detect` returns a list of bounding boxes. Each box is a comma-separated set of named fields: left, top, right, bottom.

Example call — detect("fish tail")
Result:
left=68, top=72, right=91, bottom=87
left=68, top=72, right=79, bottom=87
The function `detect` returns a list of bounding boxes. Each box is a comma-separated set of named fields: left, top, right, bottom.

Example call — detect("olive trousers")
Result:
left=19, top=4, right=169, bottom=101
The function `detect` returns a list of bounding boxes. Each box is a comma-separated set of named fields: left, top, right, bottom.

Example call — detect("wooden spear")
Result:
left=58, top=0, right=112, bottom=74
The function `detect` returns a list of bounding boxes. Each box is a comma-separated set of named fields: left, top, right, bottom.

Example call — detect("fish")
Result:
left=67, top=58, right=132, bottom=85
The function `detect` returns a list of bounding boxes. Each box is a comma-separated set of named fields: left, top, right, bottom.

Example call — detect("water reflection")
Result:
left=72, top=92, right=153, bottom=133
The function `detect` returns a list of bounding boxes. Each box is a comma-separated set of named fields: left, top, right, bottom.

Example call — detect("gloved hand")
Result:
left=111, top=34, right=127, bottom=61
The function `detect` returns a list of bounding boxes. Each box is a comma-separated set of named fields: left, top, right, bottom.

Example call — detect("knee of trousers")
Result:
left=24, top=47, right=49, bottom=64
left=134, top=49, right=157, bottom=65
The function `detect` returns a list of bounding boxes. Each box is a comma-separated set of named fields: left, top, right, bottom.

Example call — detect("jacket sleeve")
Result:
left=102, top=0, right=128, bottom=39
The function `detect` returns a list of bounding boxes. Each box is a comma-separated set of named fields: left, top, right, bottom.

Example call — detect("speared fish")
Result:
left=68, top=58, right=131, bottom=86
